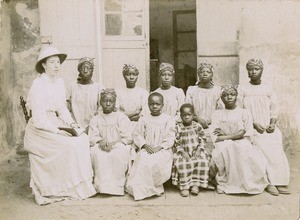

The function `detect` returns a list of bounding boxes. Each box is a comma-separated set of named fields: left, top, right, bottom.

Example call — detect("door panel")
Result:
left=99, top=0, right=149, bottom=90
left=38, top=0, right=96, bottom=85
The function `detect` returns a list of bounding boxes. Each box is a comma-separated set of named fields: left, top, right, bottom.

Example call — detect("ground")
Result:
left=0, top=139, right=299, bottom=220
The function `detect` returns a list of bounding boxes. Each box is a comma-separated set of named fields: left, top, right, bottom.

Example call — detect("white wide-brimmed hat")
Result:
left=35, top=46, right=67, bottom=73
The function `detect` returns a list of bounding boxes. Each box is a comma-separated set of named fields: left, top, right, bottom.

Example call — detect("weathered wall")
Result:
left=0, top=0, right=11, bottom=154
left=197, top=0, right=300, bottom=152
left=0, top=0, right=40, bottom=154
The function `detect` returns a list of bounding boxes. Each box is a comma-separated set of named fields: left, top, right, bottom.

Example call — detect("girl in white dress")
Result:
left=126, top=92, right=176, bottom=200
left=116, top=64, right=148, bottom=122
left=210, top=85, right=269, bottom=194
left=153, top=63, right=185, bottom=118
left=185, top=61, right=222, bottom=154
left=238, top=58, right=290, bottom=196
left=67, top=57, right=104, bottom=131
left=89, top=89, right=133, bottom=195
left=24, top=46, right=96, bottom=205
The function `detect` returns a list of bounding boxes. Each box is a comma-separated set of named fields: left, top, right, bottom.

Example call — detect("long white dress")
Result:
left=116, top=86, right=149, bottom=132
left=153, top=86, right=185, bottom=117
left=126, top=113, right=176, bottom=200
left=24, top=73, right=96, bottom=205
left=89, top=111, right=133, bottom=195
left=238, top=83, right=290, bottom=185
left=185, top=85, right=222, bottom=153
left=210, top=107, right=269, bottom=194
left=67, top=82, right=104, bottom=129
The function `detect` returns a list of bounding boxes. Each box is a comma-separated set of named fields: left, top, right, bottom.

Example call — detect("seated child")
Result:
left=126, top=92, right=176, bottom=200
left=210, top=85, right=269, bottom=194
left=171, top=103, right=211, bottom=197
left=88, top=89, right=133, bottom=195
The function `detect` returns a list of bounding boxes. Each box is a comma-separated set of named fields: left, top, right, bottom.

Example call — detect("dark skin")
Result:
left=97, top=94, right=121, bottom=152
left=142, top=95, right=164, bottom=154
left=78, top=63, right=94, bottom=85
left=160, top=70, right=173, bottom=90
left=214, top=89, right=245, bottom=142
left=194, top=67, right=214, bottom=129
left=247, top=65, right=275, bottom=134
left=121, top=68, right=141, bottom=121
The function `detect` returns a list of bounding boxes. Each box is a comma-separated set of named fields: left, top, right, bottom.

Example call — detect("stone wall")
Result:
left=0, top=0, right=40, bottom=154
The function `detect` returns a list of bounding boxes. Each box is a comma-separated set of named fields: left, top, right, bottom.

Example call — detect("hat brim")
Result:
left=35, top=53, right=67, bottom=73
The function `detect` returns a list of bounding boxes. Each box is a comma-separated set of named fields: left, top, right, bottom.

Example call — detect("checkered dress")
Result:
left=171, top=121, right=210, bottom=190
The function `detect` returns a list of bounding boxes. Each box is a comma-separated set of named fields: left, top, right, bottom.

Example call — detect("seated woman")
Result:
left=67, top=57, right=104, bottom=132
left=126, top=92, right=176, bottom=200
left=88, top=89, right=133, bottom=196
left=210, top=85, right=269, bottom=194
left=238, top=58, right=290, bottom=196
left=24, top=46, right=96, bottom=205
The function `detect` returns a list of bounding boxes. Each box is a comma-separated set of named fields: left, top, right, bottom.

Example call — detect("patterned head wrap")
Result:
left=221, top=85, right=238, bottom=97
left=197, top=60, right=214, bottom=74
left=159, top=63, right=175, bottom=75
left=100, top=88, right=117, bottom=101
left=77, top=57, right=94, bottom=71
left=246, top=58, right=264, bottom=70
left=122, top=64, right=139, bottom=75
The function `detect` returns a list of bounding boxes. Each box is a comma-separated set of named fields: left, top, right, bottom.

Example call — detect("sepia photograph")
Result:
left=0, top=0, right=299, bottom=219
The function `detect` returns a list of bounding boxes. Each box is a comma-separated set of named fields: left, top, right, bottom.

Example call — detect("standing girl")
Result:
left=126, top=92, right=176, bottom=200
left=238, top=58, right=290, bottom=196
left=67, top=57, right=104, bottom=131
left=210, top=85, right=269, bottom=194
left=153, top=63, right=185, bottom=118
left=171, top=103, right=210, bottom=197
left=116, top=64, right=148, bottom=122
left=89, top=89, right=133, bottom=195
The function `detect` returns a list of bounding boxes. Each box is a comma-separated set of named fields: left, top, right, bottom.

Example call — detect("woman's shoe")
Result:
left=180, top=189, right=189, bottom=197
left=276, top=186, right=290, bottom=195
left=190, top=186, right=199, bottom=195
left=265, top=185, right=279, bottom=196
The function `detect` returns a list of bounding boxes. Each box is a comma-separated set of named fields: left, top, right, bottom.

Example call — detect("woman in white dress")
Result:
left=67, top=57, right=104, bottom=131
left=24, top=46, right=96, bottom=205
left=89, top=89, right=133, bottom=195
left=238, top=58, right=290, bottom=196
left=210, top=85, right=269, bottom=194
left=153, top=63, right=185, bottom=118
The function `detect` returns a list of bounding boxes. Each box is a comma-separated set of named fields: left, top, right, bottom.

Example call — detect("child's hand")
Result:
left=193, top=148, right=207, bottom=159
left=266, top=124, right=275, bottom=133
left=181, top=151, right=190, bottom=160
left=253, top=123, right=265, bottom=134
left=143, top=144, right=154, bottom=154
left=152, top=146, right=163, bottom=154
left=213, top=128, right=225, bottom=136
left=196, top=117, right=209, bottom=129
left=98, top=140, right=107, bottom=151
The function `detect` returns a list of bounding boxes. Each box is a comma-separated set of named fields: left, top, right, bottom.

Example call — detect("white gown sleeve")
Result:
left=269, top=87, right=279, bottom=119
left=133, top=117, right=147, bottom=148
left=28, top=79, right=60, bottom=133
left=160, top=117, right=176, bottom=150
left=56, top=80, right=75, bottom=126
left=88, top=116, right=103, bottom=146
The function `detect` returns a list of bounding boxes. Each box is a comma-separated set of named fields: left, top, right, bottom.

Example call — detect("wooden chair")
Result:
left=20, top=96, right=31, bottom=123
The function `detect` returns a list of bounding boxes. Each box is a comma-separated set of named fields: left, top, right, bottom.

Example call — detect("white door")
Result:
left=96, top=0, right=150, bottom=90
left=38, top=0, right=97, bottom=84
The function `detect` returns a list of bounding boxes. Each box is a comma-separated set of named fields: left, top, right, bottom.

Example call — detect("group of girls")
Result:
left=24, top=46, right=290, bottom=205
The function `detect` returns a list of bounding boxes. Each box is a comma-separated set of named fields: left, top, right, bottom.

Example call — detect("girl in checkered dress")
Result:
left=172, top=103, right=210, bottom=197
